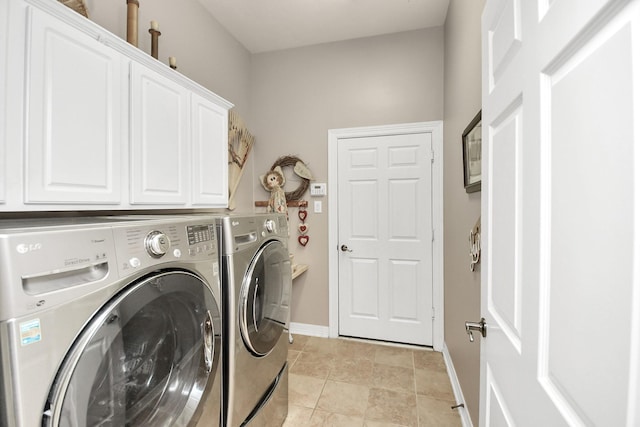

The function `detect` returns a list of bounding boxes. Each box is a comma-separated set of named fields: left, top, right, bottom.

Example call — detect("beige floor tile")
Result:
left=309, top=409, right=364, bottom=427
left=289, top=334, right=310, bottom=351
left=337, top=339, right=379, bottom=361
left=303, top=336, right=341, bottom=355
left=283, top=337, right=462, bottom=427
left=289, top=373, right=326, bottom=409
left=316, top=380, right=370, bottom=417
left=365, top=388, right=417, bottom=427
left=413, top=349, right=446, bottom=372
left=364, top=421, right=412, bottom=427
left=416, top=396, right=461, bottom=427
left=329, top=357, right=374, bottom=386
left=371, top=364, right=415, bottom=394
left=290, top=351, right=334, bottom=379
left=415, top=368, right=455, bottom=401
left=283, top=404, right=314, bottom=427
left=374, top=346, right=414, bottom=368
left=288, top=349, right=301, bottom=366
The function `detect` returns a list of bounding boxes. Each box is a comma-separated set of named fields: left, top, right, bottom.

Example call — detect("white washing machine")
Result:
left=0, top=215, right=223, bottom=427
left=217, top=214, right=291, bottom=427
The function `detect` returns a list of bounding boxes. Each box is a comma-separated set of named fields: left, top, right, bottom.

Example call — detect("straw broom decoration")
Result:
left=228, top=110, right=254, bottom=210
left=57, top=0, right=89, bottom=17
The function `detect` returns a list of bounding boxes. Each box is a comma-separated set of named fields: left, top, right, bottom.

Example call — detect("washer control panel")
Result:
left=0, top=217, right=221, bottom=320
left=187, top=223, right=215, bottom=245
left=145, top=231, right=171, bottom=258
left=113, top=219, right=218, bottom=275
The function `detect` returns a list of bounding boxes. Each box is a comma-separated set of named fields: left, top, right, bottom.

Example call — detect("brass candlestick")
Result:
left=126, top=0, right=139, bottom=47
left=149, top=21, right=160, bottom=59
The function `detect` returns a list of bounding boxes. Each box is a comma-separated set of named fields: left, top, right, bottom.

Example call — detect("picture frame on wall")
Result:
left=462, top=110, right=482, bottom=193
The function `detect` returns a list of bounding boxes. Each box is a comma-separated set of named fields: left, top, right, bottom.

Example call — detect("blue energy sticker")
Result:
left=20, top=319, right=42, bottom=346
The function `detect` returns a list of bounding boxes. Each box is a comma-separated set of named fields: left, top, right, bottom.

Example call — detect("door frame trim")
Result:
left=327, top=121, right=444, bottom=351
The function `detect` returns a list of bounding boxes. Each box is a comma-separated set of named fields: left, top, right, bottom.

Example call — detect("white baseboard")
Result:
left=289, top=322, right=329, bottom=338
left=442, top=342, right=474, bottom=427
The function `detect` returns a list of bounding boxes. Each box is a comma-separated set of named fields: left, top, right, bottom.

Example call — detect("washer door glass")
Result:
left=45, top=271, right=221, bottom=427
left=240, top=240, right=292, bottom=356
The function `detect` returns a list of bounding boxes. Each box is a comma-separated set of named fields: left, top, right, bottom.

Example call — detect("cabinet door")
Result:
left=24, top=6, right=124, bottom=204
left=190, top=93, right=228, bottom=206
left=130, top=62, right=188, bottom=205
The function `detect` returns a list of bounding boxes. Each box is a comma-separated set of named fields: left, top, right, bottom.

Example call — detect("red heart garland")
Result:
left=298, top=223, right=308, bottom=235
left=298, top=235, right=309, bottom=246
left=298, top=210, right=308, bottom=221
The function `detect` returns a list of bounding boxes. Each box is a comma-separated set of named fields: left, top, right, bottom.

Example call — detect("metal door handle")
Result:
left=203, top=310, right=214, bottom=373
left=340, top=244, right=353, bottom=252
left=253, top=282, right=260, bottom=332
left=465, top=317, right=486, bottom=342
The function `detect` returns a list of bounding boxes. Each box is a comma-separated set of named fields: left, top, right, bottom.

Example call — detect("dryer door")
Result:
left=239, top=240, right=292, bottom=356
left=43, top=270, right=222, bottom=427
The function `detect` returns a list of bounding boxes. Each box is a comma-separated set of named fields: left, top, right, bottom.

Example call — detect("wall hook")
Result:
left=469, top=216, right=481, bottom=271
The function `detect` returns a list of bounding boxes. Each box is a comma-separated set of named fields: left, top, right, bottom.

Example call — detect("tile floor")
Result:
left=284, top=335, right=462, bottom=427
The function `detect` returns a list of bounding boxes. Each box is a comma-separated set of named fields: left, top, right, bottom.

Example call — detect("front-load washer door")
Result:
left=239, top=240, right=292, bottom=356
left=43, top=270, right=222, bottom=427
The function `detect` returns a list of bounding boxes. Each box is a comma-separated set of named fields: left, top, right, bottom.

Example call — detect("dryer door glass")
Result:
left=45, top=271, right=222, bottom=427
left=240, top=240, right=292, bottom=356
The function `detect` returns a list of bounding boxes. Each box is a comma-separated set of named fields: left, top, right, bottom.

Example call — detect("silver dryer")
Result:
left=217, top=214, right=292, bottom=427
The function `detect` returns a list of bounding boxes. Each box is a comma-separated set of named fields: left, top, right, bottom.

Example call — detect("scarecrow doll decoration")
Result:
left=260, top=166, right=288, bottom=219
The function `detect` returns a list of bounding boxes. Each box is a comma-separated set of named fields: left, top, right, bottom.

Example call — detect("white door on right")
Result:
left=480, top=0, right=640, bottom=426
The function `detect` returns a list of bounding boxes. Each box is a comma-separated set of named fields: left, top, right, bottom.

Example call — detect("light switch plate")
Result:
left=314, top=200, right=322, bottom=213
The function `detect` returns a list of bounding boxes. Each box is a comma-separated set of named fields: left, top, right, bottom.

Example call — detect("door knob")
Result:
left=465, top=318, right=486, bottom=342
left=340, top=244, right=353, bottom=252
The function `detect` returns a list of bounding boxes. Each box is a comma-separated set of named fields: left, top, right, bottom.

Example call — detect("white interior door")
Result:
left=480, top=0, right=640, bottom=425
left=337, top=130, right=433, bottom=346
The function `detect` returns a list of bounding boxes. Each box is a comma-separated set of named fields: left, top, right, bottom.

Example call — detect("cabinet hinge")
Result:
left=432, top=229, right=435, bottom=242
left=430, top=149, right=435, bottom=164
left=432, top=307, right=436, bottom=320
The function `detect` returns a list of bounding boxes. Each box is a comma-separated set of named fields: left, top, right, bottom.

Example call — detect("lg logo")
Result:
left=16, top=243, right=42, bottom=254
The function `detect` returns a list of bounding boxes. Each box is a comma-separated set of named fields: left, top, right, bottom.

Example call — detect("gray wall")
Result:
left=443, top=0, right=485, bottom=425
left=249, top=28, right=444, bottom=326
left=86, top=0, right=251, bottom=117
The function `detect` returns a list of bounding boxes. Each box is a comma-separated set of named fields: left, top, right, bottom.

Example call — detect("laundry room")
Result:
left=5, top=0, right=634, bottom=426
left=0, top=0, right=473, bottom=425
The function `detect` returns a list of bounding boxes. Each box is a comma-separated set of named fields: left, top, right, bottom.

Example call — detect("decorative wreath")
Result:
left=270, top=155, right=313, bottom=201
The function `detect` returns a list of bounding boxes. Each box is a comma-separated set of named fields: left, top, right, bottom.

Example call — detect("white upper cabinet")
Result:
left=1, top=0, right=232, bottom=211
left=130, top=62, right=189, bottom=205
left=190, top=92, right=228, bottom=206
left=24, top=6, right=125, bottom=204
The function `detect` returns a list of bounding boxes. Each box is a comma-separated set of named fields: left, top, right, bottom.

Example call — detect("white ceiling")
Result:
left=197, top=0, right=451, bottom=53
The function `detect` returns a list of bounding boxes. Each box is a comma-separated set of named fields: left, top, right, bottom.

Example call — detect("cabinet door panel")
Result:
left=191, top=93, right=228, bottom=206
left=24, top=7, right=123, bottom=204
left=130, top=62, right=188, bottom=205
